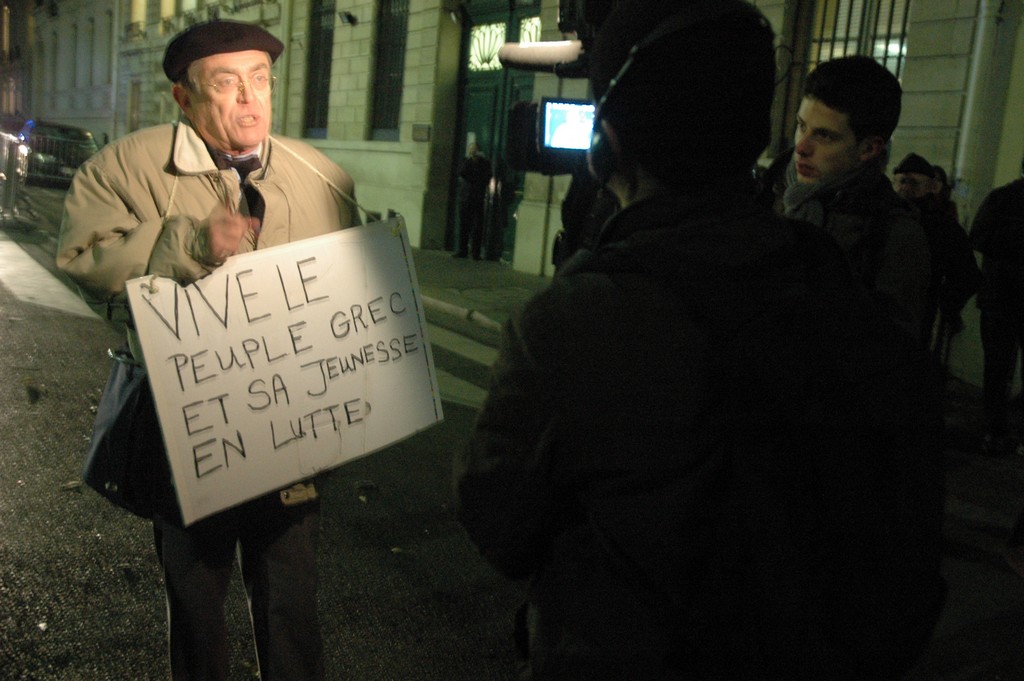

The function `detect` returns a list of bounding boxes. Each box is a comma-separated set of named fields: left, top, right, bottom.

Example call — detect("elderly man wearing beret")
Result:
left=57, top=20, right=360, bottom=681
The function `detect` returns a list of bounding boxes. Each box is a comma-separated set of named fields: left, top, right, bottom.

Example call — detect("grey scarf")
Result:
left=782, top=160, right=873, bottom=227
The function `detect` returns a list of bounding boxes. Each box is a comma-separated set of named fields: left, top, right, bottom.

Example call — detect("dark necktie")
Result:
left=214, top=154, right=265, bottom=238
left=214, top=153, right=261, bottom=179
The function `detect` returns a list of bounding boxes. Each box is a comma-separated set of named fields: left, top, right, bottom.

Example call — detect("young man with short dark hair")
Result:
left=783, top=56, right=930, bottom=339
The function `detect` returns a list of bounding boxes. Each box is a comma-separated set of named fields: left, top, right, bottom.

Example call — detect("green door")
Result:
left=453, top=1, right=540, bottom=262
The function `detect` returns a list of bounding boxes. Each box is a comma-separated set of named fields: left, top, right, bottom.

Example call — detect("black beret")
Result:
left=163, top=20, right=284, bottom=82
left=893, top=152, right=936, bottom=178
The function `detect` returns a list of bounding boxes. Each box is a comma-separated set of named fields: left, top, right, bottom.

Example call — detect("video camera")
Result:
left=501, top=0, right=614, bottom=176
left=506, top=97, right=594, bottom=176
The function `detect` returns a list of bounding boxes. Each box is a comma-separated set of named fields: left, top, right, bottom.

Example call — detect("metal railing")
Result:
left=24, top=134, right=95, bottom=185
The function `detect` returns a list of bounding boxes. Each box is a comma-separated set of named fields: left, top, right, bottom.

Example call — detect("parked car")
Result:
left=19, top=120, right=99, bottom=186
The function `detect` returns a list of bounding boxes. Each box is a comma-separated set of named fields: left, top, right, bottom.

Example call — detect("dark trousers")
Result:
left=457, top=197, right=486, bottom=257
left=980, top=310, right=1024, bottom=436
left=153, top=494, right=323, bottom=681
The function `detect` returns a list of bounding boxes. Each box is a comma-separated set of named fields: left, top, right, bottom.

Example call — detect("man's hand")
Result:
left=191, top=202, right=259, bottom=266
left=206, top=202, right=248, bottom=261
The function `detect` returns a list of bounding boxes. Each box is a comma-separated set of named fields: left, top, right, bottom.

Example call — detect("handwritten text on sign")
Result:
left=126, top=218, right=443, bottom=525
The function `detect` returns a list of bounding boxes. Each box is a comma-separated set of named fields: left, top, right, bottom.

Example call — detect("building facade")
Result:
left=8, top=0, right=1024, bottom=386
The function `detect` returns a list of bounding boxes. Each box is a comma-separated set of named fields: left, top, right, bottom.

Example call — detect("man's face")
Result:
left=893, top=172, right=934, bottom=200
left=173, top=50, right=273, bottom=156
left=792, top=97, right=881, bottom=184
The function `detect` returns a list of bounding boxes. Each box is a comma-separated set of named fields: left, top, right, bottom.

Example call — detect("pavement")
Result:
left=2, top=185, right=1024, bottom=679
left=414, top=249, right=544, bottom=346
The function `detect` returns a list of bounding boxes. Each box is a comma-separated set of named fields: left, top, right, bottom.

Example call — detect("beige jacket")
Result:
left=57, top=120, right=360, bottom=322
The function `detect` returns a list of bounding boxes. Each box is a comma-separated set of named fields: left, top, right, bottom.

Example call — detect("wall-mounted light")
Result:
left=339, top=11, right=358, bottom=25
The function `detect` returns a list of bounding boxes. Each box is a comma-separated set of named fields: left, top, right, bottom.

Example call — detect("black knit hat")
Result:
left=588, top=0, right=775, bottom=185
left=163, top=20, right=284, bottom=82
left=893, top=152, right=936, bottom=178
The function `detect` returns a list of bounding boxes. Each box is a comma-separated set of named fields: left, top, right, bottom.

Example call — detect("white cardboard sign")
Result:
left=126, top=217, right=444, bottom=525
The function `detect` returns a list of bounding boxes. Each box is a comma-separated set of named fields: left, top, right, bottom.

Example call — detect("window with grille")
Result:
left=304, top=0, right=335, bottom=139
left=468, top=22, right=506, bottom=72
left=520, top=16, right=541, bottom=44
left=809, top=0, right=911, bottom=78
left=371, top=0, right=409, bottom=141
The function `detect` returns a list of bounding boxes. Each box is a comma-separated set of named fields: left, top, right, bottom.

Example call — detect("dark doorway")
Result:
left=451, top=1, right=540, bottom=262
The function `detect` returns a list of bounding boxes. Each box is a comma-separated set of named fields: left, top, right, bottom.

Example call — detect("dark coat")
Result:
left=783, top=165, right=931, bottom=340
left=454, top=193, right=945, bottom=680
left=912, top=194, right=981, bottom=339
left=458, top=153, right=492, bottom=205
left=970, top=179, right=1024, bottom=315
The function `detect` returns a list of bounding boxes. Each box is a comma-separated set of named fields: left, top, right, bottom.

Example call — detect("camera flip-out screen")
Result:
left=541, top=98, right=596, bottom=151
left=507, top=97, right=596, bottom=176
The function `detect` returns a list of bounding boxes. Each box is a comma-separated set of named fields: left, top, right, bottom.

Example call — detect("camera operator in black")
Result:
left=454, top=1, right=945, bottom=679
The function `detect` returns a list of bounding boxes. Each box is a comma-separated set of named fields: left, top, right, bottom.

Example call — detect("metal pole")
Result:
left=0, top=133, right=11, bottom=221
left=2, top=132, right=18, bottom=218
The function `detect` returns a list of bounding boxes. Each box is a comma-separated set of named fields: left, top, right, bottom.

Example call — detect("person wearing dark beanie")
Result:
left=586, top=1, right=775, bottom=189
left=455, top=1, right=945, bottom=679
left=892, top=152, right=981, bottom=350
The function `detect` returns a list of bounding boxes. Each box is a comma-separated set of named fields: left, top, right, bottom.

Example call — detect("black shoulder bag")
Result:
left=82, top=346, right=171, bottom=519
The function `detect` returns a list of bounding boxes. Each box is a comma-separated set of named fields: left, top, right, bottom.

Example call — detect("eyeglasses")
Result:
left=205, top=73, right=276, bottom=95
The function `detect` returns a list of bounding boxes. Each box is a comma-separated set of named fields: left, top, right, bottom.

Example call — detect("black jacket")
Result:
left=912, top=194, right=981, bottom=339
left=970, top=179, right=1024, bottom=314
left=455, top=192, right=945, bottom=680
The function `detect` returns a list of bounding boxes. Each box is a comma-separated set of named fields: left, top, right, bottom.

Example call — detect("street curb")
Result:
left=421, top=295, right=502, bottom=332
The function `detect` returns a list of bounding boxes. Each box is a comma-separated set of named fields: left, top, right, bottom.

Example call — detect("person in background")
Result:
left=972, top=162, right=1024, bottom=576
left=932, top=163, right=961, bottom=222
left=484, top=155, right=519, bottom=262
left=969, top=163, right=1024, bottom=459
left=454, top=141, right=492, bottom=260
left=781, top=55, right=930, bottom=340
left=454, top=2, right=945, bottom=678
left=892, top=152, right=981, bottom=355
left=56, top=20, right=360, bottom=681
